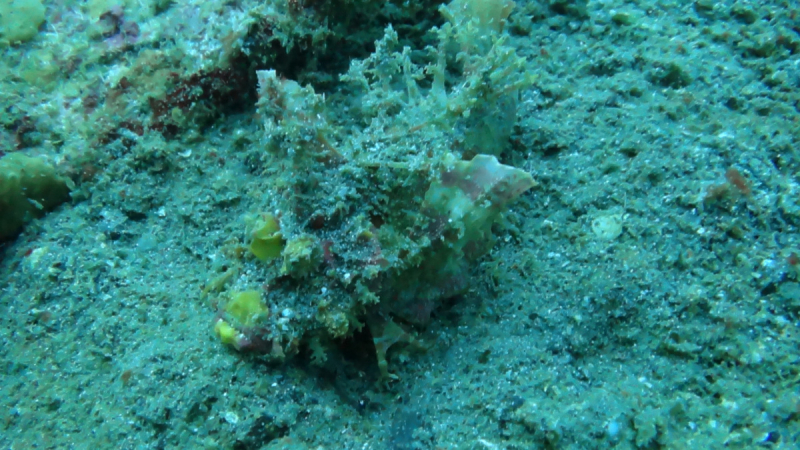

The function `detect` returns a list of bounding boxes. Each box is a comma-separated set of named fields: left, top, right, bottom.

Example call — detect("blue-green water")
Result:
left=1, top=1, right=799, bottom=448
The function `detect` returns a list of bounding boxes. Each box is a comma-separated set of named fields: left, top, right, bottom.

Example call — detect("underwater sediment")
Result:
left=1, top=0, right=799, bottom=448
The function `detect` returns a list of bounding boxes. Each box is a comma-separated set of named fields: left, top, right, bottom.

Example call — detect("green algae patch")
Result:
left=0, top=153, right=71, bottom=241
left=0, top=0, right=46, bottom=45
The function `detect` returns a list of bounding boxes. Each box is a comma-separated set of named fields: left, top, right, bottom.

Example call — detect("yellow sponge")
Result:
left=249, top=214, right=283, bottom=261
left=214, top=291, right=270, bottom=349
left=214, top=319, right=239, bottom=346
left=225, top=290, right=268, bottom=328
